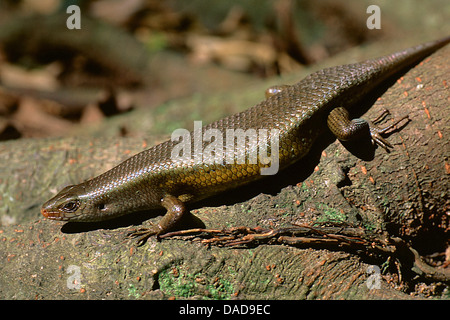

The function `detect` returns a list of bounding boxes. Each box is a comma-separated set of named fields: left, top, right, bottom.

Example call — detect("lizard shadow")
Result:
left=62, top=69, right=412, bottom=235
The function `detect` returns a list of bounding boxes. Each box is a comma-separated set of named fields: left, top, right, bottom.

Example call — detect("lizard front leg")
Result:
left=128, top=194, right=186, bottom=245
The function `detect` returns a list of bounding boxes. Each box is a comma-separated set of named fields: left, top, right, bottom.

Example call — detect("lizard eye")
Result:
left=61, top=200, right=79, bottom=213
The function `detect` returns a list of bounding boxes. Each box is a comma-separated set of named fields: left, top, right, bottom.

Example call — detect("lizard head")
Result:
left=41, top=184, right=106, bottom=222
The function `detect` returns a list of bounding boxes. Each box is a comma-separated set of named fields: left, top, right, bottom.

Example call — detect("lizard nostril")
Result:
left=40, top=208, right=49, bottom=217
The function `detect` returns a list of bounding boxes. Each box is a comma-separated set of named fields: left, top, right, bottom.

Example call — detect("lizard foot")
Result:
left=126, top=225, right=161, bottom=246
left=369, top=110, right=409, bottom=151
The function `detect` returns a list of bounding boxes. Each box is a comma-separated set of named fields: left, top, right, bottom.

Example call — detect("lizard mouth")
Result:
left=40, top=207, right=68, bottom=221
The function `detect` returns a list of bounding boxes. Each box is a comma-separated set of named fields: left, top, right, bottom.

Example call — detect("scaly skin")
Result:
left=41, top=36, right=450, bottom=241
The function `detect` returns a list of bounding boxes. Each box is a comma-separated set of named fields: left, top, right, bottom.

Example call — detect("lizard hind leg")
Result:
left=327, top=107, right=409, bottom=151
left=327, top=107, right=371, bottom=141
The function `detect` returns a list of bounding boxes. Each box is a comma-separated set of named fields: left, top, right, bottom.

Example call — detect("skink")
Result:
left=41, top=36, right=450, bottom=242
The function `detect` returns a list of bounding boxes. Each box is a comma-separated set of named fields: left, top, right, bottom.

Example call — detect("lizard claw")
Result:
left=126, top=226, right=160, bottom=246
left=370, top=130, right=393, bottom=151
left=369, top=114, right=409, bottom=151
